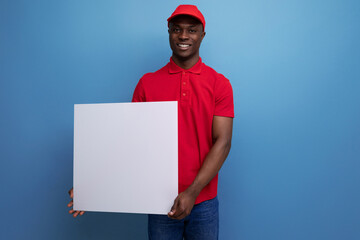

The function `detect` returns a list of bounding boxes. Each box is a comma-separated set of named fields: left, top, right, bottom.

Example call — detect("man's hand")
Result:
left=168, top=189, right=198, bottom=220
left=67, top=188, right=85, bottom=218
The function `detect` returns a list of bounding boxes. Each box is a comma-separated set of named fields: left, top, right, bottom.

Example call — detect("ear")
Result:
left=201, top=31, right=206, bottom=41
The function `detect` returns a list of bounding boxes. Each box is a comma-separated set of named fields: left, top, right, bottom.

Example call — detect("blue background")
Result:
left=1, top=0, right=359, bottom=239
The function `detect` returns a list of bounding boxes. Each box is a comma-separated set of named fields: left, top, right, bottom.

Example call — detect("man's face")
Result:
left=168, top=15, right=205, bottom=61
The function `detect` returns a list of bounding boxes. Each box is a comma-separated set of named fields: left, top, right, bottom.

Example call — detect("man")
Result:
left=68, top=4, right=234, bottom=240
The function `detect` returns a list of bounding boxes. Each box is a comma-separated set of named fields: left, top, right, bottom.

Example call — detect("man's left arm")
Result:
left=168, top=116, right=233, bottom=220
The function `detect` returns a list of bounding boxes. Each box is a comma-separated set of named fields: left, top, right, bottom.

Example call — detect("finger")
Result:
left=169, top=205, right=184, bottom=219
left=169, top=202, right=187, bottom=220
left=73, top=211, right=79, bottom=217
left=171, top=201, right=184, bottom=218
left=69, top=209, right=75, bottom=214
left=169, top=212, right=186, bottom=220
left=70, top=189, right=73, bottom=198
left=172, top=212, right=187, bottom=220
left=168, top=209, right=175, bottom=217
left=168, top=211, right=175, bottom=218
left=67, top=200, right=73, bottom=208
left=168, top=206, right=176, bottom=216
left=168, top=198, right=179, bottom=216
left=171, top=209, right=184, bottom=219
left=80, top=211, right=85, bottom=216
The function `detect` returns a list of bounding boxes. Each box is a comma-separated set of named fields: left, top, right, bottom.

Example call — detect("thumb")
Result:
left=169, top=197, right=179, bottom=215
left=68, top=188, right=74, bottom=198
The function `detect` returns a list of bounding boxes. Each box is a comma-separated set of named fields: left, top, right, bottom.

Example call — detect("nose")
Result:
left=179, top=30, right=189, bottom=41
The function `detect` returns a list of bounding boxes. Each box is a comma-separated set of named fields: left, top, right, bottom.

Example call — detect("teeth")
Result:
left=178, top=44, right=190, bottom=47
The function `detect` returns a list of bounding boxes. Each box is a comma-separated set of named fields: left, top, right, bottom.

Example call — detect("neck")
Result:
left=171, top=54, right=200, bottom=70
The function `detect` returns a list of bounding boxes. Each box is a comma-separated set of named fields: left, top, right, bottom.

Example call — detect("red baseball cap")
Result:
left=167, top=5, right=206, bottom=31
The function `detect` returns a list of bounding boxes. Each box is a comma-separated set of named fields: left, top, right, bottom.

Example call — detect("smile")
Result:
left=177, top=43, right=191, bottom=49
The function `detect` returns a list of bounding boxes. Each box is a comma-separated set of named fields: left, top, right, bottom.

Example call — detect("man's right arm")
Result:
left=67, top=188, right=85, bottom=218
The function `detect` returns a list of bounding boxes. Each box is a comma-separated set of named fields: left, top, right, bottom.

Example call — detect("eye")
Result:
left=189, top=29, right=197, bottom=33
left=172, top=28, right=181, bottom=33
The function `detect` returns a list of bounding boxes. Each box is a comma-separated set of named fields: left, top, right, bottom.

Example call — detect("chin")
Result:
left=174, top=52, right=195, bottom=61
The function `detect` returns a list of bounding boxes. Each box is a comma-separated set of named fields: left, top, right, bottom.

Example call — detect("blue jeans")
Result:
left=148, top=197, right=219, bottom=240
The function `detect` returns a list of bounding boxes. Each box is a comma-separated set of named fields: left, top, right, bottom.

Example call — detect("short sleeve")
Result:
left=214, top=76, right=234, bottom=118
left=132, top=78, right=146, bottom=102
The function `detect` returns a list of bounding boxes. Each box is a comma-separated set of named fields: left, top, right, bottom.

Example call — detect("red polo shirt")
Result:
left=132, top=57, right=234, bottom=204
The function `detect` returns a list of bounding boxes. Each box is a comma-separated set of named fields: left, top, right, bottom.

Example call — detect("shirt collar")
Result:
left=168, top=57, right=202, bottom=74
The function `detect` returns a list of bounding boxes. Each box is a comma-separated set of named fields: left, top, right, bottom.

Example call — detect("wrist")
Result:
left=185, top=183, right=202, bottom=198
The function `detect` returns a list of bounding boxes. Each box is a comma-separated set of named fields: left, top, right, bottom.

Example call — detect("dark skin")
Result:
left=67, top=15, right=233, bottom=220
left=67, top=188, right=84, bottom=217
left=168, top=116, right=233, bottom=220
left=167, top=15, right=233, bottom=220
left=168, top=15, right=206, bottom=69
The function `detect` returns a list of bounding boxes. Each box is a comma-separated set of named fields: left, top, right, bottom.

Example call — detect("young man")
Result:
left=68, top=4, right=234, bottom=240
left=132, top=5, right=234, bottom=239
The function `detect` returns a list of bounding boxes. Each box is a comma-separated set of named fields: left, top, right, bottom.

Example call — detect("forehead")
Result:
left=169, top=15, right=202, bottom=27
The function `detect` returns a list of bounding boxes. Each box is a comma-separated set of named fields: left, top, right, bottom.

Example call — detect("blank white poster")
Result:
left=73, top=101, right=178, bottom=214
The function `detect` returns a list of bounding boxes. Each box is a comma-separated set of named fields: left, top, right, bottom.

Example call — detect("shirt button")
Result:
left=182, top=93, right=187, bottom=96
